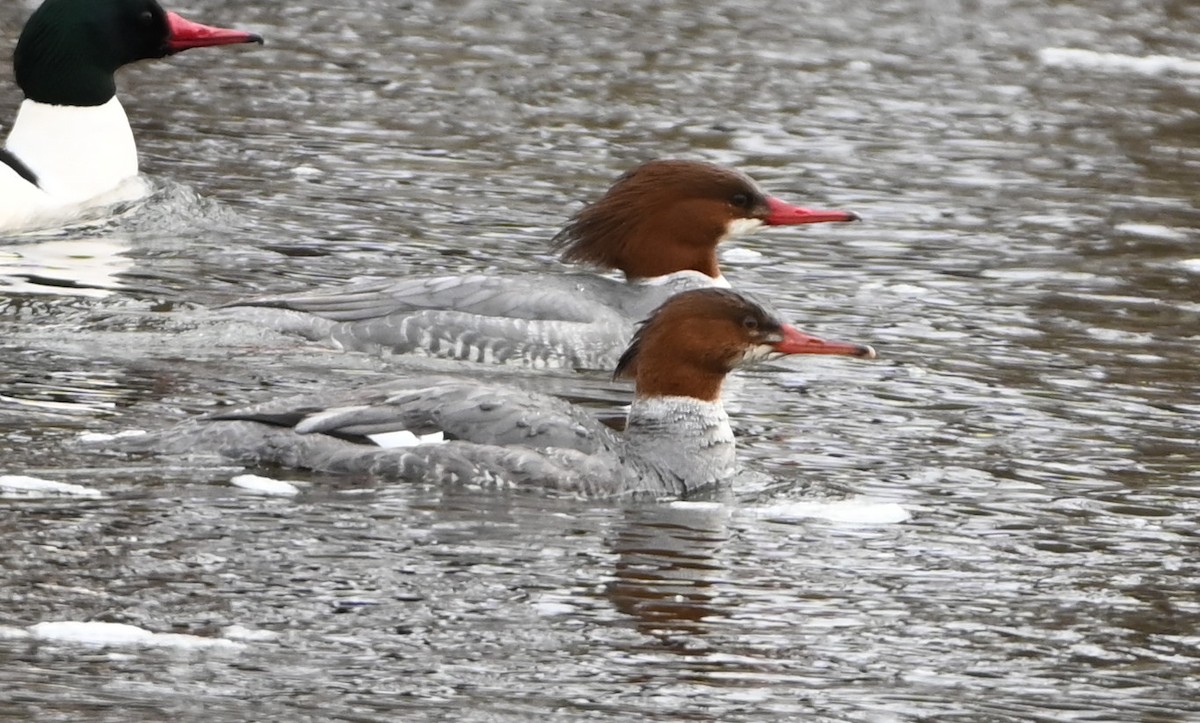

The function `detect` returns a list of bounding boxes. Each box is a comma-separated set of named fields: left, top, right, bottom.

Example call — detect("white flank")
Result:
left=0, top=475, right=103, bottom=498
left=368, top=430, right=446, bottom=449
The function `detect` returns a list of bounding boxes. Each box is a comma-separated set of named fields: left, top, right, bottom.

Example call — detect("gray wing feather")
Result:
left=224, top=274, right=620, bottom=323
left=209, top=377, right=621, bottom=454
left=222, top=275, right=634, bottom=369
left=112, top=415, right=650, bottom=499
left=135, top=420, right=641, bottom=497
left=227, top=307, right=630, bottom=370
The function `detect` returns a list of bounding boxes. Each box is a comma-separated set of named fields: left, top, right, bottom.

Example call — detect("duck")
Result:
left=224, top=160, right=860, bottom=370
left=132, top=289, right=876, bottom=498
left=1, top=0, right=263, bottom=233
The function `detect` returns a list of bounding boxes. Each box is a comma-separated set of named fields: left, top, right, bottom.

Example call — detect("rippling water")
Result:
left=2, top=0, right=1198, bottom=720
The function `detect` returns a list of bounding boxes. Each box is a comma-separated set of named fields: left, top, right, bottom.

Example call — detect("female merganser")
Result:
left=226, top=160, right=860, bottom=370
left=137, top=289, right=876, bottom=497
left=1, top=0, right=263, bottom=233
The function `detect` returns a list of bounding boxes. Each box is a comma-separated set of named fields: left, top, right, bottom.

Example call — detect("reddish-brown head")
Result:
left=553, top=160, right=859, bottom=281
left=614, top=288, right=875, bottom=402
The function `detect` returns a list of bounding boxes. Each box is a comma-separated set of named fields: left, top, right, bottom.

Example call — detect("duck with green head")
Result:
left=1, top=0, right=262, bottom=232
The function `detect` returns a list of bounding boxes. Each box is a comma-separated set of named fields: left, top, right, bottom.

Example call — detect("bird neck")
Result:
left=5, top=97, right=138, bottom=199
left=625, top=396, right=736, bottom=495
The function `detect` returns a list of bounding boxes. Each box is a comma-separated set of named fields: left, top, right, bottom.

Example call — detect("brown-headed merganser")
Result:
left=1, top=0, right=262, bottom=233
left=134, top=289, right=875, bottom=497
left=225, top=160, right=860, bottom=370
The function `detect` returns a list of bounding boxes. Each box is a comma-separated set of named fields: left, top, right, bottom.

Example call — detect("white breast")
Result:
left=2, top=97, right=147, bottom=232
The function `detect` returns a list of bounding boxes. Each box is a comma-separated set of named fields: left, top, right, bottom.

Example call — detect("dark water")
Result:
left=2, top=0, right=1199, bottom=720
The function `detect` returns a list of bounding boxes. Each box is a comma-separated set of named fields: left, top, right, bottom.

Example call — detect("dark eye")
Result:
left=140, top=10, right=155, bottom=25
left=730, top=193, right=751, bottom=208
left=742, top=315, right=759, bottom=331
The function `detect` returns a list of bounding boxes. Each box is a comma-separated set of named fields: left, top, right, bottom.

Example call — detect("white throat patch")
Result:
left=741, top=344, right=783, bottom=364
left=724, top=217, right=765, bottom=239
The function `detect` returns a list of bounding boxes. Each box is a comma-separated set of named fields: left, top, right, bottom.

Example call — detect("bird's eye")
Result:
left=140, top=10, right=154, bottom=25
left=742, top=315, right=759, bottom=331
left=730, top=193, right=750, bottom=208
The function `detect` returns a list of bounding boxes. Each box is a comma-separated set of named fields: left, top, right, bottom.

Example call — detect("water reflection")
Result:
left=0, top=237, right=132, bottom=297
left=607, top=502, right=731, bottom=636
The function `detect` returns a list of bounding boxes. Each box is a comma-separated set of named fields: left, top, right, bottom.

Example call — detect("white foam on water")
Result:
left=749, top=497, right=911, bottom=525
left=532, top=599, right=578, bottom=617
left=222, top=625, right=279, bottom=642
left=0, top=626, right=32, bottom=640
left=28, top=621, right=245, bottom=651
left=666, top=500, right=725, bottom=512
left=77, top=429, right=147, bottom=443
left=720, top=246, right=765, bottom=263
left=230, top=474, right=301, bottom=496
left=1038, top=48, right=1200, bottom=76
left=1114, top=223, right=1191, bottom=242
left=0, top=475, right=103, bottom=498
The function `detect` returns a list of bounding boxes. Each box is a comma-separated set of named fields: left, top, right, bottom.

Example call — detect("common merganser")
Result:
left=225, top=160, right=860, bottom=370
left=132, top=289, right=876, bottom=497
left=1, top=0, right=263, bottom=233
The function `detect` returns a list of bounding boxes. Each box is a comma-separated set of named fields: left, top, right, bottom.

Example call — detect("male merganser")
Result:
left=225, top=160, right=860, bottom=370
left=134, top=289, right=876, bottom=497
left=1, top=0, right=263, bottom=233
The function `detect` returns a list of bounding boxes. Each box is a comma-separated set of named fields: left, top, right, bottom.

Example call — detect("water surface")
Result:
left=1, top=0, right=1198, bottom=720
